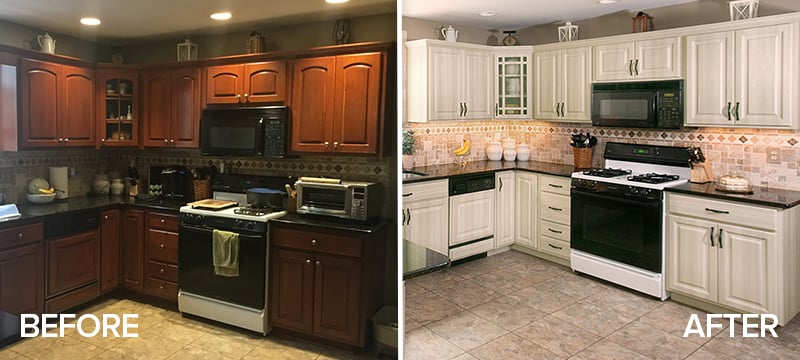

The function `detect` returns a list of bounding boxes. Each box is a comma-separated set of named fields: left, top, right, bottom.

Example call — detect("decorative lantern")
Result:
left=247, top=31, right=264, bottom=54
left=558, top=22, right=579, bottom=43
left=632, top=12, right=654, bottom=33
left=729, top=0, right=759, bottom=21
left=176, top=38, right=197, bottom=62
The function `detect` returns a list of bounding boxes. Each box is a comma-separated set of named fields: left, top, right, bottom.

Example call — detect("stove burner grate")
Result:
left=582, top=167, right=632, bottom=178
left=627, top=173, right=681, bottom=184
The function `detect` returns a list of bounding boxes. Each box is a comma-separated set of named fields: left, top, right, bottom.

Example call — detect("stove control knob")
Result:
left=577, top=179, right=587, bottom=187
left=588, top=181, right=596, bottom=188
left=629, top=186, right=639, bottom=195
left=247, top=222, right=255, bottom=230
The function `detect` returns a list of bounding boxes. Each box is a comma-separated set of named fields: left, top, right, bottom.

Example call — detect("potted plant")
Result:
left=402, top=129, right=416, bottom=169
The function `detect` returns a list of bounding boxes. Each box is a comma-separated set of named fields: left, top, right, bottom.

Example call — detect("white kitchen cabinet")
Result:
left=593, top=37, right=681, bottom=81
left=449, top=190, right=494, bottom=246
left=494, top=49, right=532, bottom=119
left=666, top=193, right=800, bottom=325
left=533, top=47, right=591, bottom=122
left=402, top=180, right=449, bottom=256
left=685, top=23, right=796, bottom=128
left=537, top=175, right=571, bottom=260
left=494, top=171, right=515, bottom=248
left=514, top=172, right=538, bottom=249
left=406, top=40, right=493, bottom=122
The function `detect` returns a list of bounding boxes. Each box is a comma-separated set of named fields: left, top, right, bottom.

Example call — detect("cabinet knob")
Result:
left=160, top=243, right=165, bottom=249
left=101, top=138, right=106, bottom=143
left=159, top=284, right=164, bottom=290
left=17, top=233, right=23, bottom=239
left=160, top=218, right=166, bottom=223
left=236, top=94, right=242, bottom=102
left=104, top=215, right=109, bottom=220
left=324, top=141, right=329, bottom=149
left=169, top=139, right=175, bottom=144
left=64, top=138, right=69, bottom=142
left=58, top=138, right=64, bottom=142
left=311, top=239, right=317, bottom=246
left=306, top=259, right=311, bottom=265
left=163, top=139, right=169, bottom=143
left=243, top=94, right=249, bottom=102
left=316, top=261, right=320, bottom=266
left=159, top=268, right=165, bottom=274
left=333, top=142, right=339, bottom=150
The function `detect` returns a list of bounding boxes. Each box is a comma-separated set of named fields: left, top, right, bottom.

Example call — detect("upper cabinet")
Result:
left=494, top=49, right=532, bottom=119
left=97, top=69, right=138, bottom=148
left=205, top=62, right=286, bottom=105
left=533, top=46, right=591, bottom=122
left=20, top=58, right=95, bottom=148
left=142, top=67, right=202, bottom=148
left=290, top=51, right=388, bottom=155
left=593, top=37, right=681, bottom=81
left=406, top=40, right=493, bottom=122
left=685, top=23, right=796, bottom=128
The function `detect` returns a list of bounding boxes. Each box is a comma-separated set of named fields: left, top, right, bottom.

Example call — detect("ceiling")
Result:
left=0, top=0, right=397, bottom=44
left=403, top=0, right=698, bottom=31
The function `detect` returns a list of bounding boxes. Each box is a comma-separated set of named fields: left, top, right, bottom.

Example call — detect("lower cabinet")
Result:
left=100, top=209, right=121, bottom=293
left=0, top=223, right=44, bottom=315
left=121, top=209, right=145, bottom=290
left=45, top=229, right=100, bottom=313
left=537, top=175, right=572, bottom=260
left=495, top=171, right=515, bottom=248
left=143, top=211, right=179, bottom=301
left=269, top=223, right=385, bottom=347
left=515, top=172, right=539, bottom=249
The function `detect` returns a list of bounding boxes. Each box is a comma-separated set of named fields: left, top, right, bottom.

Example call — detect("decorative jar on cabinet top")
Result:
left=486, top=141, right=503, bottom=161
left=516, top=144, right=530, bottom=161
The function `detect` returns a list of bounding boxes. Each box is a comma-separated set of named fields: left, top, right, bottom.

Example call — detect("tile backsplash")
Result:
left=404, top=120, right=800, bottom=191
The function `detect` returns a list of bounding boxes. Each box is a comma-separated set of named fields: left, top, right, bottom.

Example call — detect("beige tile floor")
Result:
left=0, top=297, right=393, bottom=360
left=404, top=250, right=800, bottom=360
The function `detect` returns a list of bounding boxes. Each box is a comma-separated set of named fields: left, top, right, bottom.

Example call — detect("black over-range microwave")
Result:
left=200, top=106, right=288, bottom=157
left=591, top=80, right=683, bottom=129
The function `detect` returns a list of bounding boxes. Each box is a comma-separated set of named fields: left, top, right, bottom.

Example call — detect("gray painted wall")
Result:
left=0, top=19, right=113, bottom=61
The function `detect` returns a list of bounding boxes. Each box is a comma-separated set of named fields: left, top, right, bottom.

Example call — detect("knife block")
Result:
left=690, top=162, right=715, bottom=183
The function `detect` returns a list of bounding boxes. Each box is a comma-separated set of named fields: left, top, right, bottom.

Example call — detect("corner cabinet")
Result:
left=514, top=172, right=538, bottom=249
left=406, top=39, right=492, bottom=122
left=205, top=61, right=287, bottom=105
left=533, top=46, right=591, bottom=122
left=269, top=222, right=386, bottom=347
left=97, top=69, right=139, bottom=148
left=685, top=23, right=796, bottom=128
left=290, top=51, right=388, bottom=155
left=142, top=67, right=202, bottom=148
left=593, top=36, right=681, bottom=82
left=666, top=193, right=800, bottom=325
left=494, top=171, right=516, bottom=248
left=20, top=58, right=95, bottom=148
left=494, top=49, right=532, bottom=119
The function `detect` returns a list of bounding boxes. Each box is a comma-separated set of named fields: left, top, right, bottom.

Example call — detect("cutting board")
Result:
left=186, top=199, right=238, bottom=210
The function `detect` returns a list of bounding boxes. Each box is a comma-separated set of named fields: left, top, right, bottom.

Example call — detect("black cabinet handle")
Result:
left=718, top=228, right=724, bottom=248
left=548, top=184, right=563, bottom=189
left=727, top=102, right=732, bottom=121
left=548, top=228, right=563, bottom=234
left=402, top=193, right=413, bottom=197
left=710, top=226, right=715, bottom=247
left=634, top=59, right=639, bottom=75
left=407, top=209, right=411, bottom=225
left=499, top=177, right=503, bottom=192
left=628, top=59, right=633, bottom=76
left=734, top=102, right=740, bottom=121
left=495, top=103, right=499, bottom=116
left=547, top=206, right=563, bottom=212
left=402, top=209, right=406, bottom=225
left=548, top=243, right=563, bottom=250
left=464, top=103, right=468, bottom=116
left=705, top=208, right=730, bottom=214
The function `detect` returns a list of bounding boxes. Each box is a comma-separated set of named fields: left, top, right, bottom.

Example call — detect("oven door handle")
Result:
left=572, top=189, right=661, bottom=207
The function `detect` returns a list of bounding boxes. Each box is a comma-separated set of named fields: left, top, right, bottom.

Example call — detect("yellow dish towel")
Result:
left=212, top=229, right=240, bottom=277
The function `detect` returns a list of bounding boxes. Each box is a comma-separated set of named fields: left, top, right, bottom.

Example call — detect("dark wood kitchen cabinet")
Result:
left=121, top=209, right=145, bottom=291
left=20, top=58, right=95, bottom=148
left=142, top=67, right=202, bottom=148
left=96, top=68, right=139, bottom=148
left=205, top=61, right=287, bottom=105
left=45, top=229, right=100, bottom=313
left=0, top=223, right=44, bottom=315
left=100, top=209, right=121, bottom=293
left=144, top=211, right=179, bottom=301
left=290, top=51, right=387, bottom=155
left=269, top=223, right=385, bottom=347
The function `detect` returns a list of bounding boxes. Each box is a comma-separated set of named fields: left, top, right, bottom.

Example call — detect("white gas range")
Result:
left=570, top=142, right=693, bottom=300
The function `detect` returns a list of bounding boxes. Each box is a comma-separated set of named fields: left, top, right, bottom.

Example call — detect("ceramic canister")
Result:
left=503, top=147, right=517, bottom=161
left=516, top=144, right=530, bottom=161
left=486, top=141, right=503, bottom=161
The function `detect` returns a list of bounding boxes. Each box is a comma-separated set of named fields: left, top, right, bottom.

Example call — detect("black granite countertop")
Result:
left=0, top=195, right=187, bottom=230
left=403, top=160, right=575, bottom=183
left=270, top=213, right=390, bottom=234
left=666, top=182, right=800, bottom=209
left=403, top=240, right=449, bottom=280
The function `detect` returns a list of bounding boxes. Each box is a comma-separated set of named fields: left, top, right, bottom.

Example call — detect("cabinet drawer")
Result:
left=539, top=192, right=570, bottom=224
left=539, top=237, right=570, bottom=259
left=539, top=219, right=570, bottom=242
left=449, top=238, right=494, bottom=261
left=144, top=278, right=178, bottom=301
left=403, top=179, right=448, bottom=202
left=271, top=227, right=362, bottom=258
left=45, top=283, right=98, bottom=314
left=539, top=175, right=571, bottom=196
left=146, top=230, right=178, bottom=263
left=146, top=260, right=178, bottom=282
left=667, top=194, right=777, bottom=231
left=0, top=223, right=43, bottom=250
left=147, top=212, right=179, bottom=232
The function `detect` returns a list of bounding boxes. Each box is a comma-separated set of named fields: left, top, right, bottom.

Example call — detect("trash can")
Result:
left=372, top=306, right=398, bottom=355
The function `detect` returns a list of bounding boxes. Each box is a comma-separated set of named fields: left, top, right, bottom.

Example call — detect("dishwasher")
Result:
left=448, top=173, right=495, bottom=261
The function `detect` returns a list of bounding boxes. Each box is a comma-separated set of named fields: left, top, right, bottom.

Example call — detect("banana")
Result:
left=38, top=187, right=55, bottom=194
left=452, top=139, right=471, bottom=156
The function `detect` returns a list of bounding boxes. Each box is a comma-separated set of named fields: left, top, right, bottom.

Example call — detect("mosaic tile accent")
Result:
left=404, top=120, right=800, bottom=191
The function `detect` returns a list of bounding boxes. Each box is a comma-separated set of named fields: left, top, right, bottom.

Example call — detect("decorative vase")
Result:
left=110, top=179, right=125, bottom=196
left=516, top=144, right=530, bottom=161
left=93, top=174, right=110, bottom=195
left=402, top=154, right=415, bottom=169
left=503, top=147, right=517, bottom=161
left=486, top=141, right=503, bottom=161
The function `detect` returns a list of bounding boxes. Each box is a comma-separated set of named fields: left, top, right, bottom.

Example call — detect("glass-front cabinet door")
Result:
left=494, top=51, right=532, bottom=119
left=97, top=69, right=139, bottom=148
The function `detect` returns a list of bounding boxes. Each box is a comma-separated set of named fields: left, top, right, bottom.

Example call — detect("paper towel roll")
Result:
left=49, top=166, right=68, bottom=199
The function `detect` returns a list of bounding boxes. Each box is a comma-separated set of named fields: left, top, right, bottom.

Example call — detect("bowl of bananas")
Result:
left=27, top=178, right=57, bottom=204
left=452, top=139, right=471, bottom=168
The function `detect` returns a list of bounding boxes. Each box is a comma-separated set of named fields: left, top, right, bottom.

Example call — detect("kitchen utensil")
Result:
left=246, top=188, right=284, bottom=209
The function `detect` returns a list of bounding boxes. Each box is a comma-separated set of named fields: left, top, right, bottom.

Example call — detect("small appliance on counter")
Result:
left=294, top=177, right=381, bottom=221
left=150, top=165, right=192, bottom=199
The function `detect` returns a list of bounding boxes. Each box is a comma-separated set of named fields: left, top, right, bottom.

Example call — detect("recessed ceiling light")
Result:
left=597, top=0, right=619, bottom=4
left=479, top=11, right=497, bottom=17
left=80, top=17, right=101, bottom=26
left=210, top=12, right=232, bottom=20
left=326, top=0, right=350, bottom=4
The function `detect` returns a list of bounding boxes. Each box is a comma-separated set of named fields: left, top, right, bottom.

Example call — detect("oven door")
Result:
left=591, top=88, right=657, bottom=128
left=200, top=112, right=265, bottom=156
left=570, top=188, right=663, bottom=273
left=178, top=224, right=267, bottom=309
